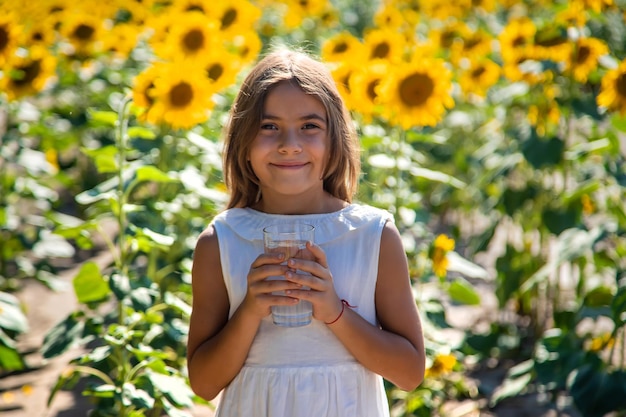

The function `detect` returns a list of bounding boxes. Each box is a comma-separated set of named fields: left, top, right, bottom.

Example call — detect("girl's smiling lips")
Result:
left=270, top=161, right=310, bottom=169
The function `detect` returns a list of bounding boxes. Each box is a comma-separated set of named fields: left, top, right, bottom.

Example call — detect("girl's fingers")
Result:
left=306, top=242, right=328, bottom=268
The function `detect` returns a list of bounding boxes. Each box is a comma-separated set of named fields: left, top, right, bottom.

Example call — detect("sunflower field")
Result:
left=1, top=0, right=626, bottom=416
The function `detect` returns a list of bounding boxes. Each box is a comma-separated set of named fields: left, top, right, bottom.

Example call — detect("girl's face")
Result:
left=248, top=81, right=330, bottom=207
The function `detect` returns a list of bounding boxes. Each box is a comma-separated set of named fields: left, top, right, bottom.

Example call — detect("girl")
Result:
left=187, top=48, right=425, bottom=416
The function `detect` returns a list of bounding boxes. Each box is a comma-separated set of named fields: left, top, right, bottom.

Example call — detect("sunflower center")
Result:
left=185, top=4, right=205, bottom=13
left=169, top=82, right=193, bottom=108
left=332, top=42, right=348, bottom=54
left=221, top=8, right=237, bottom=30
left=472, top=66, right=486, bottom=79
left=367, top=79, right=380, bottom=101
left=464, top=35, right=481, bottom=51
left=207, top=63, right=224, bottom=81
left=440, top=30, right=456, bottom=48
left=73, top=24, right=95, bottom=41
left=0, top=25, right=9, bottom=51
left=11, top=60, right=42, bottom=87
left=32, top=31, right=45, bottom=42
left=576, top=45, right=590, bottom=64
left=183, top=29, right=204, bottom=52
left=512, top=36, right=526, bottom=48
left=142, top=82, right=155, bottom=106
left=617, top=72, right=626, bottom=98
left=371, top=42, right=390, bottom=59
left=398, top=73, right=434, bottom=107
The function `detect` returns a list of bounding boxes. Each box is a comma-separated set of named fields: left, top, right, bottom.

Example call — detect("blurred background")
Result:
left=1, top=0, right=625, bottom=416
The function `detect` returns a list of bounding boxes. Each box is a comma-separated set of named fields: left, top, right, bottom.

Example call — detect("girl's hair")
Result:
left=223, top=48, right=361, bottom=209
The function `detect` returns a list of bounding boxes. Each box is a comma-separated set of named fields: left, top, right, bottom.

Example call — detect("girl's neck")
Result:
left=251, top=191, right=348, bottom=215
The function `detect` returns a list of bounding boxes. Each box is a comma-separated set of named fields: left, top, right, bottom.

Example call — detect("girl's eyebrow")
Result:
left=261, top=113, right=327, bottom=123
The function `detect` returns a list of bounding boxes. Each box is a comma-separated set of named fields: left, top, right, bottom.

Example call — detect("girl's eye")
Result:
left=302, top=123, right=319, bottom=130
left=260, top=123, right=277, bottom=130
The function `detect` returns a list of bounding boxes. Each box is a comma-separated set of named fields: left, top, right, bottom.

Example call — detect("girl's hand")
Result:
left=283, top=242, right=343, bottom=324
left=240, top=252, right=303, bottom=320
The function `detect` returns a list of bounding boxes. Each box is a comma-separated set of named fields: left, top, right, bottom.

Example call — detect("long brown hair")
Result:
left=223, top=48, right=360, bottom=209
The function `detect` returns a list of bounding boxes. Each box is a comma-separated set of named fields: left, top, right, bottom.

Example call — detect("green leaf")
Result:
left=110, top=272, right=131, bottom=301
left=161, top=396, right=193, bottom=417
left=490, top=372, right=533, bottom=407
left=0, top=292, right=29, bottom=333
left=82, top=145, right=119, bottom=173
left=140, top=227, right=175, bottom=247
left=164, top=292, right=192, bottom=317
left=128, top=126, right=157, bottom=140
left=565, top=139, right=611, bottom=161
left=611, top=114, right=626, bottom=132
left=569, top=366, right=626, bottom=417
left=123, top=382, right=155, bottom=409
left=131, top=287, right=155, bottom=311
left=409, top=166, right=465, bottom=188
left=447, top=277, right=481, bottom=305
left=446, top=251, right=490, bottom=280
left=611, top=286, right=626, bottom=326
left=521, top=134, right=564, bottom=169
left=135, top=166, right=178, bottom=183
left=584, top=285, right=614, bottom=308
left=0, top=343, right=25, bottom=371
left=88, top=109, right=118, bottom=127
left=42, top=312, right=86, bottom=359
left=73, top=262, right=110, bottom=304
left=147, top=372, right=194, bottom=408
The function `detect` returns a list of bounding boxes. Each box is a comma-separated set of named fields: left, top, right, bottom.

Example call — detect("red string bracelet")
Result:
left=325, top=299, right=357, bottom=325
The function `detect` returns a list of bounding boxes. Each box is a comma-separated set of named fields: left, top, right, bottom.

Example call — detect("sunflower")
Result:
left=151, top=11, right=220, bottom=61
left=429, top=234, right=455, bottom=278
left=282, top=0, right=328, bottom=28
left=330, top=61, right=357, bottom=111
left=169, top=0, right=214, bottom=15
left=101, top=23, right=144, bottom=59
left=348, top=61, right=389, bottom=123
left=321, top=31, right=365, bottom=64
left=378, top=57, right=454, bottom=129
left=0, top=12, right=21, bottom=66
left=0, top=46, right=57, bottom=101
left=425, top=353, right=457, bottom=378
left=555, top=1, right=587, bottom=28
left=565, top=36, right=608, bottom=83
left=196, top=44, right=240, bottom=92
left=597, top=58, right=626, bottom=115
left=20, top=17, right=58, bottom=49
left=421, top=1, right=470, bottom=20
left=132, top=64, right=160, bottom=111
left=57, top=10, right=105, bottom=57
left=230, top=29, right=262, bottom=66
left=458, top=58, right=501, bottom=99
left=532, top=25, right=570, bottom=63
left=502, top=53, right=548, bottom=84
left=362, top=28, right=407, bottom=63
left=498, top=17, right=536, bottom=62
left=144, top=61, right=217, bottom=129
left=455, top=28, right=494, bottom=62
left=211, top=0, right=261, bottom=37
left=580, top=0, right=613, bottom=13
left=373, top=2, right=420, bottom=34
left=428, top=20, right=469, bottom=54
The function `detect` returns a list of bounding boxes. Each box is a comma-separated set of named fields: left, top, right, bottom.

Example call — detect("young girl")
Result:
left=187, top=48, right=425, bottom=416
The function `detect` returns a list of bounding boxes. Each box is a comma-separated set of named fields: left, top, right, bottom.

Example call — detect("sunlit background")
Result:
left=1, top=0, right=626, bottom=416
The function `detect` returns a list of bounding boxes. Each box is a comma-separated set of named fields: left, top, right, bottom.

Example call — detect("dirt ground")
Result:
left=1, top=250, right=581, bottom=417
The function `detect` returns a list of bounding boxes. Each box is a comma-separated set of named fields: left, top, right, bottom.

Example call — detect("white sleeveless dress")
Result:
left=211, top=204, right=393, bottom=417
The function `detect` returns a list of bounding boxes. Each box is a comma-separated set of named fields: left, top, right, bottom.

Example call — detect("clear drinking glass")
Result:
left=263, top=223, right=315, bottom=327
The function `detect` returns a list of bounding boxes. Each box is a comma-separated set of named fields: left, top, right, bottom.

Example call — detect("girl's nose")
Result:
left=278, top=129, right=302, bottom=153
